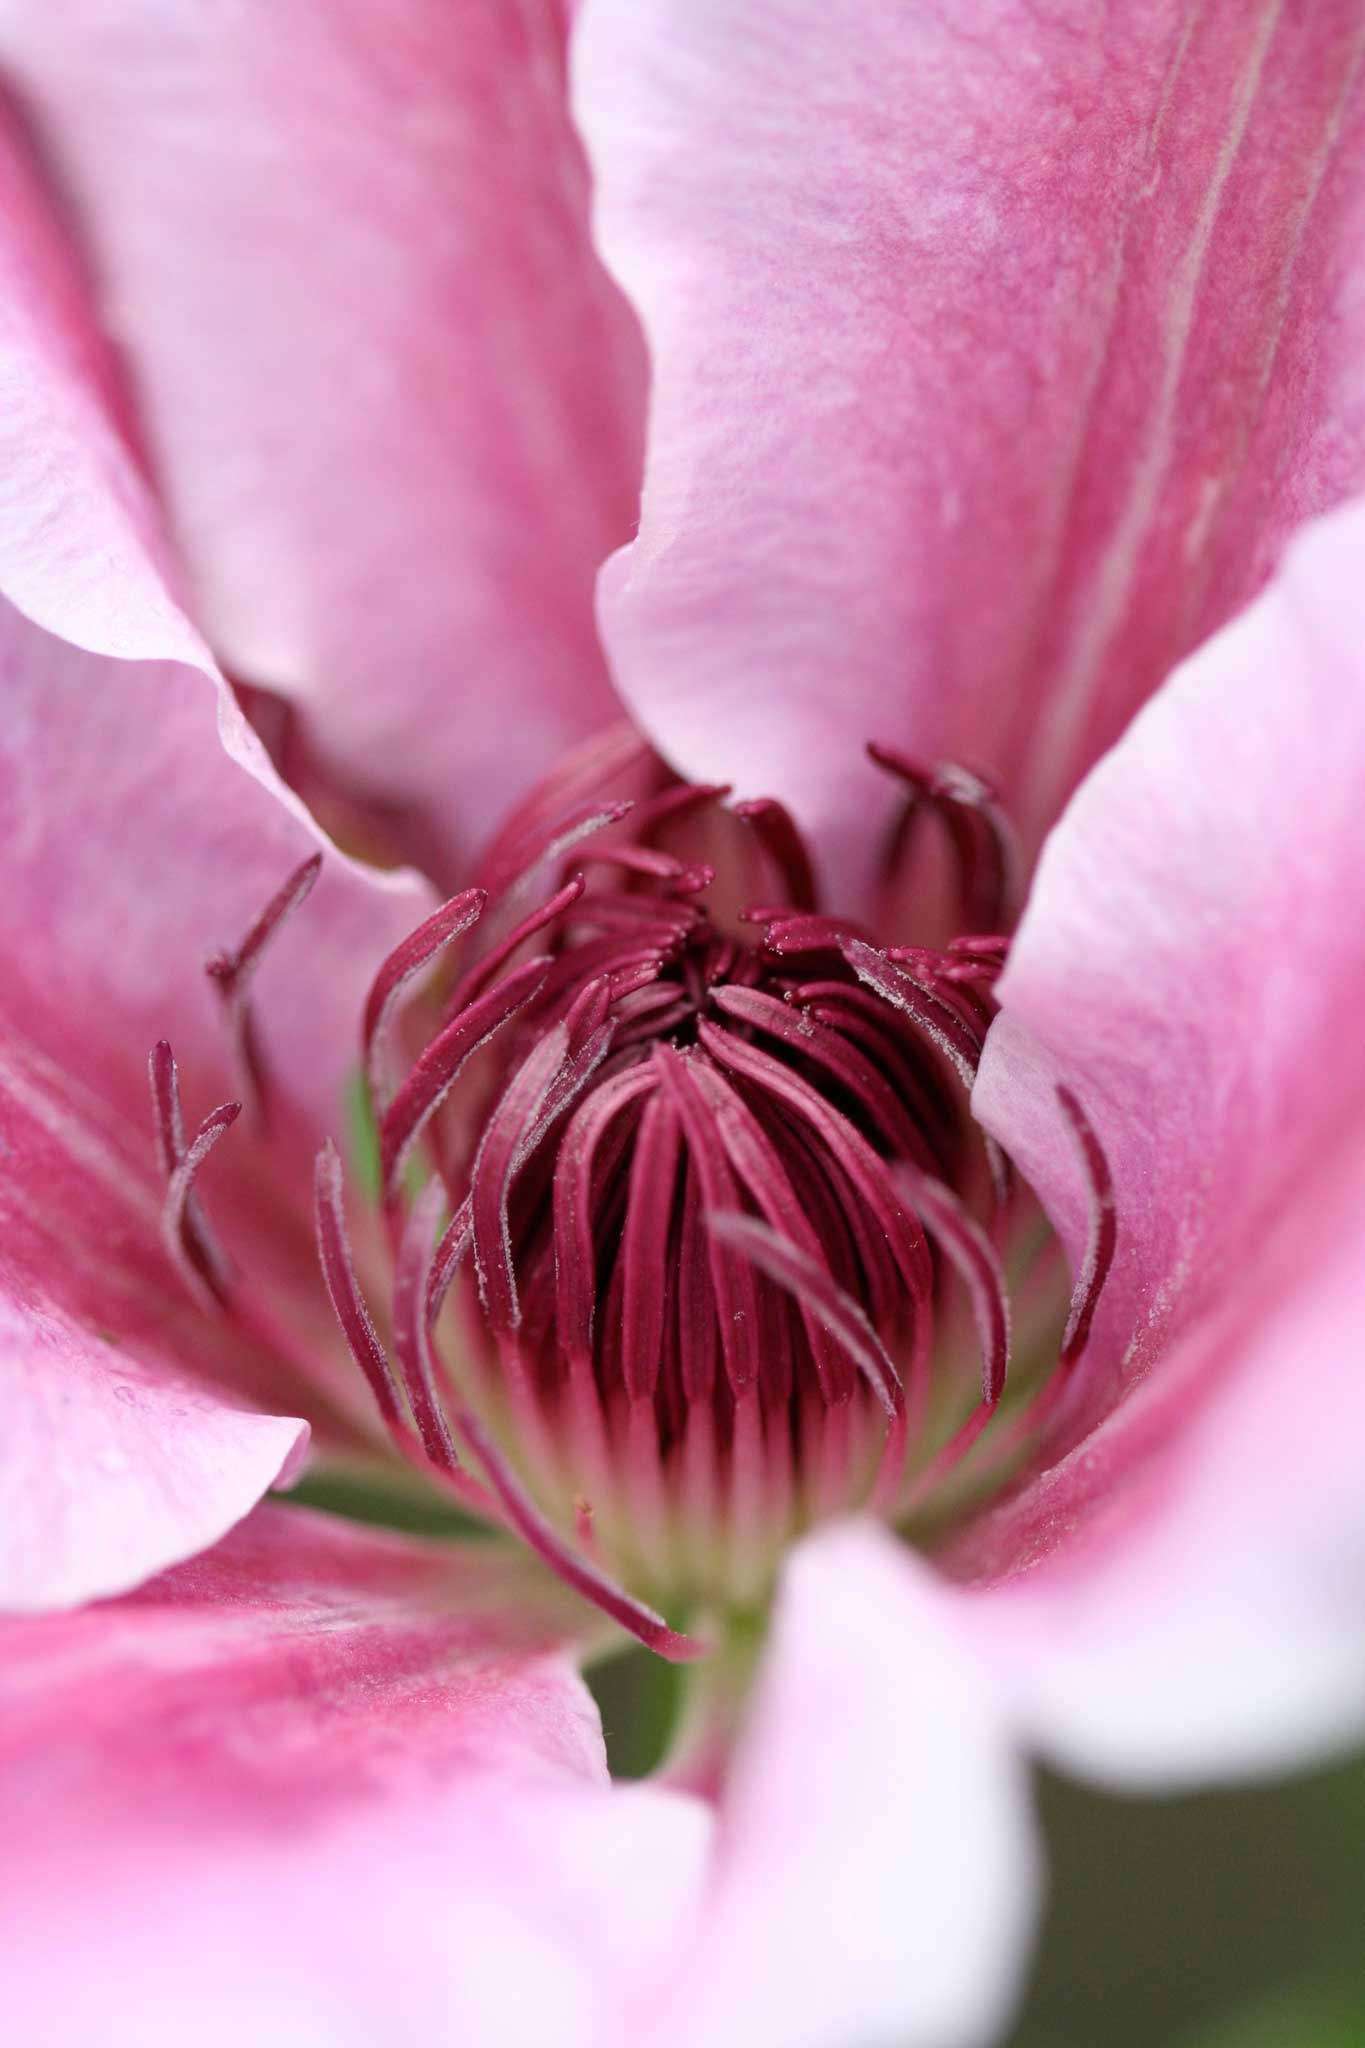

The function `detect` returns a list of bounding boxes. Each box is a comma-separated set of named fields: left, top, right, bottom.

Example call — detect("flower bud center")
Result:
left=412, top=758, right=1016, bottom=1618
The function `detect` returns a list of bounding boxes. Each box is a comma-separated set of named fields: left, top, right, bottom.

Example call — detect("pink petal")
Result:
left=0, top=1297, right=306, bottom=1615
left=964, top=497, right=1365, bottom=1780
left=574, top=0, right=1365, bottom=891
left=0, top=105, right=430, bottom=1148
left=0, top=114, right=431, bottom=1603
left=959, top=1136, right=1365, bottom=1787
left=0, top=1028, right=319, bottom=1610
left=0, top=1503, right=712, bottom=2047
left=0, top=1, right=645, bottom=873
left=631, top=1522, right=1038, bottom=2048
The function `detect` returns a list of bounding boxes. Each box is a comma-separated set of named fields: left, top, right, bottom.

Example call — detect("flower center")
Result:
left=154, top=734, right=1113, bottom=1656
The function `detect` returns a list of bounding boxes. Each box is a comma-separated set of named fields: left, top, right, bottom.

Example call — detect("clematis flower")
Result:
left=3, top=4, right=1365, bottom=2046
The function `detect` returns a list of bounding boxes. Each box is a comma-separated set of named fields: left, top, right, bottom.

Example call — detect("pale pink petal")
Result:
left=574, top=0, right=1365, bottom=892
left=963, top=496, right=1365, bottom=1780
left=958, top=1136, right=1365, bottom=1786
left=0, top=1029, right=322, bottom=1610
left=630, top=1521, right=1038, bottom=2048
left=0, top=1501, right=608, bottom=1809
left=975, top=496, right=1365, bottom=1422
left=1, top=1306, right=306, bottom=1616
left=0, top=1502, right=712, bottom=2047
left=0, top=0, right=645, bottom=873
left=0, top=114, right=430, bottom=1602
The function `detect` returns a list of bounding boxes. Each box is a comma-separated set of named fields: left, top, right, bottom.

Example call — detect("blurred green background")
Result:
left=1011, top=1758, right=1365, bottom=2048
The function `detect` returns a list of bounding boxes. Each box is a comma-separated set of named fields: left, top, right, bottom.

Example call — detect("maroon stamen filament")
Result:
left=1056, top=1083, right=1117, bottom=1370
left=204, top=851, right=321, bottom=1126
left=149, top=1039, right=239, bottom=1307
left=869, top=742, right=1019, bottom=933
left=363, top=885, right=486, bottom=1112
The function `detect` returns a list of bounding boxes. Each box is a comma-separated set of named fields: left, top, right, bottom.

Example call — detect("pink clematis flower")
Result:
left=2, top=3, right=1365, bottom=2044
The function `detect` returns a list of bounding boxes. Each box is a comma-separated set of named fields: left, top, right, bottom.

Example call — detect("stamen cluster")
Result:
left=152, top=737, right=1113, bottom=1655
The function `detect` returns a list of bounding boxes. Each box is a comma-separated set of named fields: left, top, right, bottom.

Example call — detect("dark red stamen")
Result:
left=711, top=983, right=941, bottom=1174
left=705, top=1211, right=902, bottom=1417
left=895, top=1165, right=1010, bottom=1404
left=205, top=852, right=321, bottom=1125
left=362, top=886, right=486, bottom=1111
left=470, top=720, right=650, bottom=897
left=442, top=876, right=584, bottom=1020
left=1056, top=1083, right=1117, bottom=1370
left=379, top=953, right=553, bottom=1202
left=472, top=1017, right=581, bottom=1331
left=696, top=1021, right=932, bottom=1317
left=314, top=1138, right=409, bottom=1440
left=629, top=780, right=732, bottom=834
left=577, top=842, right=694, bottom=884
left=455, top=1407, right=706, bottom=1663
left=869, top=742, right=1018, bottom=933
left=758, top=912, right=871, bottom=955
left=840, top=939, right=983, bottom=1089
left=476, top=797, right=634, bottom=902
left=315, top=1146, right=495, bottom=1517
left=653, top=1045, right=763, bottom=1393
left=618, top=1090, right=683, bottom=1400
left=733, top=796, right=818, bottom=911
left=392, top=1175, right=470, bottom=1476
left=149, top=1040, right=239, bottom=1307
left=686, top=1054, right=853, bottom=1403
left=423, top=1194, right=473, bottom=1356
left=554, top=1064, right=658, bottom=1361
